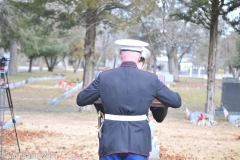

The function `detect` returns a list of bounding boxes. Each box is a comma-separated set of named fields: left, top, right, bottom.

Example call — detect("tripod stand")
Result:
left=0, top=69, right=20, bottom=158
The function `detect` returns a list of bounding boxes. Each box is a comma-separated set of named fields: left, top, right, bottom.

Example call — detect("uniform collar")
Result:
left=120, top=61, right=138, bottom=68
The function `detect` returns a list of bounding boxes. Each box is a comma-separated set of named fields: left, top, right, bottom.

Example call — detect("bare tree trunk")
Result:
left=167, top=43, right=180, bottom=81
left=95, top=46, right=106, bottom=70
left=73, top=59, right=81, bottom=73
left=147, top=55, right=153, bottom=71
left=0, top=48, right=4, bottom=56
left=168, top=54, right=175, bottom=74
left=95, top=33, right=109, bottom=70
left=82, top=9, right=97, bottom=88
left=205, top=0, right=219, bottom=115
left=140, top=18, right=157, bottom=74
left=61, top=53, right=67, bottom=72
left=16, top=47, right=20, bottom=72
left=174, top=48, right=179, bottom=82
left=9, top=39, right=18, bottom=75
left=153, top=55, right=157, bottom=74
left=28, top=57, right=33, bottom=72
left=44, top=56, right=50, bottom=70
left=83, top=54, right=94, bottom=86
left=44, top=57, right=57, bottom=72
left=236, top=68, right=240, bottom=79
left=113, top=50, right=118, bottom=68
left=229, top=65, right=236, bottom=78
left=73, top=58, right=77, bottom=73
left=39, top=56, right=43, bottom=71
left=50, top=57, right=57, bottom=72
left=62, top=59, right=67, bottom=72
left=167, top=45, right=175, bottom=75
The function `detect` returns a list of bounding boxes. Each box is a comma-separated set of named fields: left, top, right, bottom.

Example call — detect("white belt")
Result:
left=105, top=114, right=147, bottom=121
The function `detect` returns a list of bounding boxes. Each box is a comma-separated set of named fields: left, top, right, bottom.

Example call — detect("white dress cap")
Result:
left=115, top=39, right=149, bottom=52
left=141, top=47, right=151, bottom=60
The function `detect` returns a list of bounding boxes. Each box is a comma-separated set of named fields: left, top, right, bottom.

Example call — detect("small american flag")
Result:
left=223, top=106, right=229, bottom=118
left=185, top=107, right=190, bottom=117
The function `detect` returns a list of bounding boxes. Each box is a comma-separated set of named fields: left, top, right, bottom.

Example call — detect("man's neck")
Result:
left=120, top=51, right=140, bottom=64
left=122, top=60, right=138, bottom=64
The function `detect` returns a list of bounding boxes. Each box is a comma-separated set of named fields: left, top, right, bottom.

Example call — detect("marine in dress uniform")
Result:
left=136, top=47, right=169, bottom=123
left=76, top=39, right=182, bottom=160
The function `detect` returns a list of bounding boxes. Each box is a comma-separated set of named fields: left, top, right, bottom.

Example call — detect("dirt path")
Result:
left=2, top=111, right=240, bottom=160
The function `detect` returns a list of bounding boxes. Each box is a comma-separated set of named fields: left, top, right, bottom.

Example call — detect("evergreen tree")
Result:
left=0, top=0, right=20, bottom=75
left=38, top=39, right=66, bottom=72
left=10, top=0, right=154, bottom=88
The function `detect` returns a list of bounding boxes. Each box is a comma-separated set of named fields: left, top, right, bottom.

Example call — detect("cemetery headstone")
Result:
left=221, top=82, right=240, bottom=113
left=216, top=77, right=236, bottom=114
left=149, top=122, right=160, bottom=159
left=158, top=74, right=175, bottom=85
left=158, top=75, right=165, bottom=84
left=222, top=77, right=239, bottom=83
left=228, top=115, right=240, bottom=124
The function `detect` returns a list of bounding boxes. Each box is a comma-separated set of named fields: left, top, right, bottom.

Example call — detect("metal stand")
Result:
left=0, top=70, right=20, bottom=159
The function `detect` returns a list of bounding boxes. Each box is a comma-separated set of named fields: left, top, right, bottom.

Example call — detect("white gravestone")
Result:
left=149, top=121, right=160, bottom=159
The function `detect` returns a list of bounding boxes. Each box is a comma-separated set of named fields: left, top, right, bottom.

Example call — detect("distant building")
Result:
left=156, top=56, right=193, bottom=73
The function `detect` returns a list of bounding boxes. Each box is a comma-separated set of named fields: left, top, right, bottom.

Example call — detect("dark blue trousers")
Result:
left=100, top=153, right=148, bottom=160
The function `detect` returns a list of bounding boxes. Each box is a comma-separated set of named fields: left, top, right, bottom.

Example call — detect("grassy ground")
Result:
left=8, top=72, right=222, bottom=113
left=8, top=70, right=82, bottom=113
left=1, top=71, right=239, bottom=160
left=8, top=70, right=82, bottom=83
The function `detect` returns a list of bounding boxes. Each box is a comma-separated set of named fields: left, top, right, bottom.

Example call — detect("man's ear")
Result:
left=119, top=51, right=123, bottom=60
left=139, top=56, right=144, bottom=62
left=137, top=54, right=141, bottom=62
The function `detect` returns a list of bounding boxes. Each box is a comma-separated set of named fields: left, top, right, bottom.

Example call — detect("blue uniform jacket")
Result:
left=76, top=62, right=181, bottom=156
